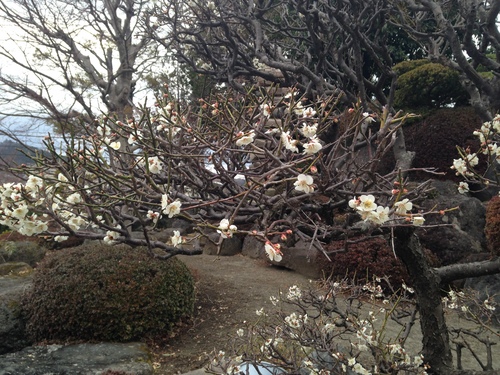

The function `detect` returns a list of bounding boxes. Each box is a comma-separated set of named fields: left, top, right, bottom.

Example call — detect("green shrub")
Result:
left=21, top=244, right=195, bottom=342
left=394, top=60, right=469, bottom=109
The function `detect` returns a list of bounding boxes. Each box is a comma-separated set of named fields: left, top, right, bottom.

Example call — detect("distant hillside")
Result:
left=0, top=139, right=43, bottom=166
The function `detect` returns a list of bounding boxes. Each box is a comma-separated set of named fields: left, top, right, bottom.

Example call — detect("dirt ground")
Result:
left=148, top=253, right=499, bottom=375
left=149, top=254, right=312, bottom=374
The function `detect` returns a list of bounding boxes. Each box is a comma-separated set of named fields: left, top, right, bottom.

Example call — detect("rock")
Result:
left=241, top=235, right=265, bottom=258
left=0, top=266, right=33, bottom=354
left=202, top=233, right=242, bottom=256
left=278, top=240, right=323, bottom=279
left=0, top=262, right=33, bottom=277
left=0, top=241, right=46, bottom=267
left=0, top=342, right=153, bottom=375
left=417, top=180, right=487, bottom=265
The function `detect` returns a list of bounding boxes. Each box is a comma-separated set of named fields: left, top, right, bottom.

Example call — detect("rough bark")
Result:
left=393, top=226, right=454, bottom=374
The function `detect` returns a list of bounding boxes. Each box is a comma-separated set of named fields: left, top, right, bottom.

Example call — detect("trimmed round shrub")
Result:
left=394, top=60, right=468, bottom=109
left=485, top=196, right=500, bottom=256
left=21, top=244, right=195, bottom=342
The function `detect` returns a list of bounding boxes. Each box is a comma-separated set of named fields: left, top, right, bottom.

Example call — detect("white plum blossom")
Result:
left=281, top=131, right=299, bottom=152
left=147, top=210, right=160, bottom=223
left=235, top=130, right=256, bottom=146
left=170, top=230, right=184, bottom=247
left=103, top=230, right=120, bottom=245
left=128, top=133, right=142, bottom=145
left=26, top=175, right=43, bottom=192
left=108, top=141, right=121, bottom=150
left=57, top=173, right=69, bottom=183
left=11, top=204, right=28, bottom=220
left=264, top=242, right=282, bottom=262
left=66, top=192, right=82, bottom=205
left=458, top=181, right=470, bottom=194
left=452, top=158, right=468, bottom=176
left=66, top=216, right=87, bottom=231
left=412, top=216, right=425, bottom=226
left=394, top=198, right=412, bottom=215
left=163, top=200, right=182, bottom=218
left=484, top=298, right=496, bottom=311
left=300, top=122, right=318, bottom=138
left=260, top=103, right=272, bottom=118
left=284, top=312, right=304, bottom=328
left=217, top=218, right=237, bottom=238
left=287, top=285, right=302, bottom=300
left=147, top=156, right=163, bottom=174
left=293, top=101, right=304, bottom=116
left=362, top=112, right=376, bottom=123
left=366, top=205, right=390, bottom=224
left=302, top=107, right=316, bottom=118
left=294, top=174, right=314, bottom=193
left=54, top=235, right=69, bottom=242
left=358, top=195, right=377, bottom=212
left=466, top=153, right=479, bottom=167
left=303, top=137, right=323, bottom=154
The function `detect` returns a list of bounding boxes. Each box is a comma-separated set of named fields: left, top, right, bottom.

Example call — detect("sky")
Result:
left=0, top=116, right=54, bottom=148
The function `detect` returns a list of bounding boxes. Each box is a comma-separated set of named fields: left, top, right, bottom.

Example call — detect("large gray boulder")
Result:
left=417, top=180, right=487, bottom=265
left=0, top=343, right=153, bottom=375
left=0, top=262, right=33, bottom=354
left=243, top=236, right=322, bottom=279
left=201, top=233, right=242, bottom=256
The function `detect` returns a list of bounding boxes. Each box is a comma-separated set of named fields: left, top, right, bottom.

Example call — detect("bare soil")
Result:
left=148, top=254, right=499, bottom=375
left=149, top=254, right=312, bottom=375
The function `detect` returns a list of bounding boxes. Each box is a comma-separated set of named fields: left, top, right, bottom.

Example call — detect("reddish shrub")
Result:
left=404, top=107, right=483, bottom=182
left=485, top=196, right=500, bottom=256
left=321, top=237, right=410, bottom=290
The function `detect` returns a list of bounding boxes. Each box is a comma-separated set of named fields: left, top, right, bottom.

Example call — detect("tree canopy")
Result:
left=0, top=0, right=164, bottom=126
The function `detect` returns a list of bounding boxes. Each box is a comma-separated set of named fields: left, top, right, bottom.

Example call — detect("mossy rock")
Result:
left=0, top=262, right=33, bottom=277
left=0, top=240, right=47, bottom=267
left=21, top=244, right=195, bottom=342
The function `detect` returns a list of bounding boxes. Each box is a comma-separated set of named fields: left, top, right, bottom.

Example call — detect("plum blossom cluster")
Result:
left=452, top=114, right=500, bottom=194
left=348, top=194, right=425, bottom=226
left=207, top=282, right=429, bottom=375
left=0, top=85, right=431, bottom=262
left=0, top=177, right=48, bottom=236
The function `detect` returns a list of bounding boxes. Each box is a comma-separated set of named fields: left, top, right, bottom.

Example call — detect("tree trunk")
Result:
left=393, top=226, right=453, bottom=374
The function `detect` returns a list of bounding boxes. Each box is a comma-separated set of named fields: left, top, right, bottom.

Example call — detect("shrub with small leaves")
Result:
left=21, top=243, right=195, bottom=342
left=485, top=196, right=500, bottom=256
left=322, top=237, right=410, bottom=290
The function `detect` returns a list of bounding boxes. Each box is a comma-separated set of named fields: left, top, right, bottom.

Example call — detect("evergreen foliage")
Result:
left=21, top=244, right=195, bottom=342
